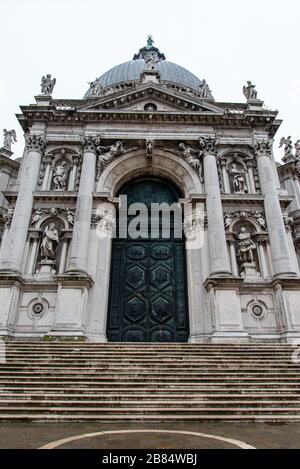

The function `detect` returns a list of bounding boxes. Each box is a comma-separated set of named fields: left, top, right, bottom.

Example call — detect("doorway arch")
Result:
left=106, top=177, right=190, bottom=342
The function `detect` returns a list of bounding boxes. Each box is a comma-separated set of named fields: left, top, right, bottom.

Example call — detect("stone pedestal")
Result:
left=241, top=262, right=261, bottom=280
left=35, top=260, right=56, bottom=280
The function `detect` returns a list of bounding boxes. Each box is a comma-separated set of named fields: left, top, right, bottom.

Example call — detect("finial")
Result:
left=147, top=35, right=154, bottom=48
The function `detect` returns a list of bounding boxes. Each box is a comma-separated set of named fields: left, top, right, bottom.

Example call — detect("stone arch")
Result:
left=36, top=214, right=69, bottom=231
left=231, top=217, right=261, bottom=233
left=96, top=149, right=203, bottom=197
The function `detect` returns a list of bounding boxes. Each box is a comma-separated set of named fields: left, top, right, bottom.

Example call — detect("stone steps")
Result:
left=0, top=342, right=299, bottom=422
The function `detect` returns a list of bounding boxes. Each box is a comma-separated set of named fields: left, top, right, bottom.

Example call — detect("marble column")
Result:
left=203, top=137, right=231, bottom=275
left=66, top=137, right=97, bottom=274
left=0, top=134, right=45, bottom=274
left=256, top=140, right=297, bottom=276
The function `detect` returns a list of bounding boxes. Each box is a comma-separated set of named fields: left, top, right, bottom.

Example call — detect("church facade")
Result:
left=1, top=38, right=300, bottom=343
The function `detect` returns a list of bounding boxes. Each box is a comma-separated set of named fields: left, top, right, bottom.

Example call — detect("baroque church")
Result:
left=1, top=37, right=300, bottom=344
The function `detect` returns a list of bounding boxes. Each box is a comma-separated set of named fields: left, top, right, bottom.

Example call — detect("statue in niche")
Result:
left=96, top=141, right=125, bottom=180
left=179, top=143, right=204, bottom=183
left=3, top=129, right=17, bottom=151
left=236, top=226, right=257, bottom=265
left=41, top=74, right=56, bottom=95
left=243, top=81, right=258, bottom=100
left=279, top=136, right=294, bottom=158
left=229, top=163, right=248, bottom=193
left=40, top=223, right=59, bottom=261
left=52, top=160, right=70, bottom=191
left=198, top=79, right=212, bottom=99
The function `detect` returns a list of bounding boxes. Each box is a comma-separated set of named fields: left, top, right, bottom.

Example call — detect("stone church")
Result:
left=1, top=37, right=300, bottom=344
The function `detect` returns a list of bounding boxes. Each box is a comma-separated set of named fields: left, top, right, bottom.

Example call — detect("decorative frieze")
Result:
left=30, top=207, right=75, bottom=228
left=224, top=209, right=267, bottom=232
left=254, top=140, right=272, bottom=158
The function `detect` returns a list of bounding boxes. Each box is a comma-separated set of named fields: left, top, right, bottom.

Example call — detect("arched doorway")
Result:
left=107, top=177, right=190, bottom=343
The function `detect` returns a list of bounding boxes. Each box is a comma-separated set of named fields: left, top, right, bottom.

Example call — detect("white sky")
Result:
left=0, top=0, right=299, bottom=161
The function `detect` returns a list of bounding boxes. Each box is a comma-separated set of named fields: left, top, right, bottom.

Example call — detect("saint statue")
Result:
left=52, top=161, right=70, bottom=191
left=237, top=227, right=257, bottom=265
left=40, top=223, right=59, bottom=261
left=243, top=81, right=258, bottom=100
left=3, top=129, right=17, bottom=151
left=147, top=35, right=155, bottom=48
left=198, top=79, right=212, bottom=99
left=295, top=140, right=300, bottom=160
left=96, top=141, right=125, bottom=180
left=41, top=74, right=56, bottom=95
left=229, top=163, right=248, bottom=193
left=179, top=143, right=204, bottom=183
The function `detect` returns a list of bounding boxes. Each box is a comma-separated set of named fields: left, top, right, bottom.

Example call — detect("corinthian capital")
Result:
left=81, top=136, right=101, bottom=153
left=25, top=134, right=46, bottom=152
left=199, top=136, right=219, bottom=156
left=255, top=140, right=273, bottom=158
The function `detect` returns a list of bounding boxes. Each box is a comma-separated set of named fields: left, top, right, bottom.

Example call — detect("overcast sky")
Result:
left=0, top=0, right=299, bottom=161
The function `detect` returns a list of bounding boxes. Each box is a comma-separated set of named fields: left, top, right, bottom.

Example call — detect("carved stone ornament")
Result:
left=254, top=140, right=273, bottom=158
left=3, top=208, right=14, bottom=228
left=25, top=134, right=46, bottom=152
left=200, top=136, right=219, bottom=156
left=224, top=209, right=267, bottom=232
left=30, top=207, right=75, bottom=228
left=96, top=141, right=125, bottom=181
left=81, top=136, right=101, bottom=153
left=179, top=143, right=204, bottom=183
left=146, top=139, right=154, bottom=158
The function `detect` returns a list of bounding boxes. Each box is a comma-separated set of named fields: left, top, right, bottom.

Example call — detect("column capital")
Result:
left=254, top=140, right=273, bottom=158
left=199, top=136, right=219, bottom=156
left=24, top=133, right=46, bottom=153
left=81, top=136, right=101, bottom=153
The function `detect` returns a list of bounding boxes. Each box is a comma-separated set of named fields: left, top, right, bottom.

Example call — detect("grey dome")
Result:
left=98, top=60, right=202, bottom=91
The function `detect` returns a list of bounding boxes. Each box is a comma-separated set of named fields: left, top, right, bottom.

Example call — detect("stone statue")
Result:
left=30, top=209, right=43, bottom=227
left=40, top=223, right=59, bottom=260
left=41, top=74, right=56, bottom=95
left=279, top=136, right=294, bottom=158
left=295, top=140, right=300, bottom=159
left=179, top=143, right=204, bottom=183
left=237, top=227, right=257, bottom=265
left=229, top=163, right=248, bottom=193
left=52, top=161, right=70, bottom=191
left=198, top=79, right=212, bottom=99
left=96, top=141, right=125, bottom=180
left=243, top=81, right=258, bottom=100
left=144, top=50, right=160, bottom=70
left=3, top=129, right=17, bottom=151
left=88, top=79, right=104, bottom=97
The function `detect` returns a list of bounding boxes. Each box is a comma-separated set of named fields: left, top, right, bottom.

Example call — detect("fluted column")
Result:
left=203, top=137, right=231, bottom=275
left=0, top=134, right=45, bottom=274
left=66, top=137, right=97, bottom=274
left=256, top=140, right=297, bottom=276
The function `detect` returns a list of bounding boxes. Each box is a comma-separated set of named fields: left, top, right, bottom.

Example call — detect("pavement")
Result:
left=0, top=422, right=300, bottom=449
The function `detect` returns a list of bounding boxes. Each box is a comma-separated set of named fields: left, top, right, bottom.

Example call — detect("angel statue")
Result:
left=96, top=141, right=125, bottom=180
left=40, top=223, right=59, bottom=261
left=198, top=79, right=213, bottom=99
left=179, top=143, right=204, bottom=183
left=279, top=136, right=294, bottom=159
left=41, top=74, right=56, bottom=95
left=3, top=129, right=17, bottom=151
left=243, top=81, right=258, bottom=101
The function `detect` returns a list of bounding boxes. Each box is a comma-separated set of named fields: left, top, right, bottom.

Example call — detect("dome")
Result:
left=84, top=37, right=214, bottom=100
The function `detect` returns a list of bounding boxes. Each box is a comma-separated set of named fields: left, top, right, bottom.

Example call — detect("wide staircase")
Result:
left=0, top=342, right=300, bottom=422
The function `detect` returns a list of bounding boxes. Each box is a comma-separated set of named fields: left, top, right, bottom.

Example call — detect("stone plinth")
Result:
left=35, top=260, right=56, bottom=279
left=241, top=262, right=261, bottom=281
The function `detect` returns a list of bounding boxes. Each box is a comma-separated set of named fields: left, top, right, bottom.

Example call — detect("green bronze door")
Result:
left=107, top=178, right=189, bottom=343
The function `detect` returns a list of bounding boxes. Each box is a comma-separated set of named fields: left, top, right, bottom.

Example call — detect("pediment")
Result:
left=78, top=84, right=224, bottom=115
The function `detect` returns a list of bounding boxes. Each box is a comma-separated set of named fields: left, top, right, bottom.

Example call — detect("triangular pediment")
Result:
left=78, top=83, right=224, bottom=115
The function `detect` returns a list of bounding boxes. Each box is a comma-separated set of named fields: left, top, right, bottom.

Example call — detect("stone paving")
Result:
left=0, top=422, right=300, bottom=449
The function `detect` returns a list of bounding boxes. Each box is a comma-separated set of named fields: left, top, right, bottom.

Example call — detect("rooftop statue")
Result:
left=198, top=79, right=213, bottom=99
left=295, top=140, right=300, bottom=159
left=279, top=136, right=294, bottom=159
left=147, top=35, right=155, bottom=48
left=41, top=74, right=56, bottom=95
left=243, top=81, right=258, bottom=101
left=88, top=79, right=104, bottom=97
left=2, top=129, right=17, bottom=151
